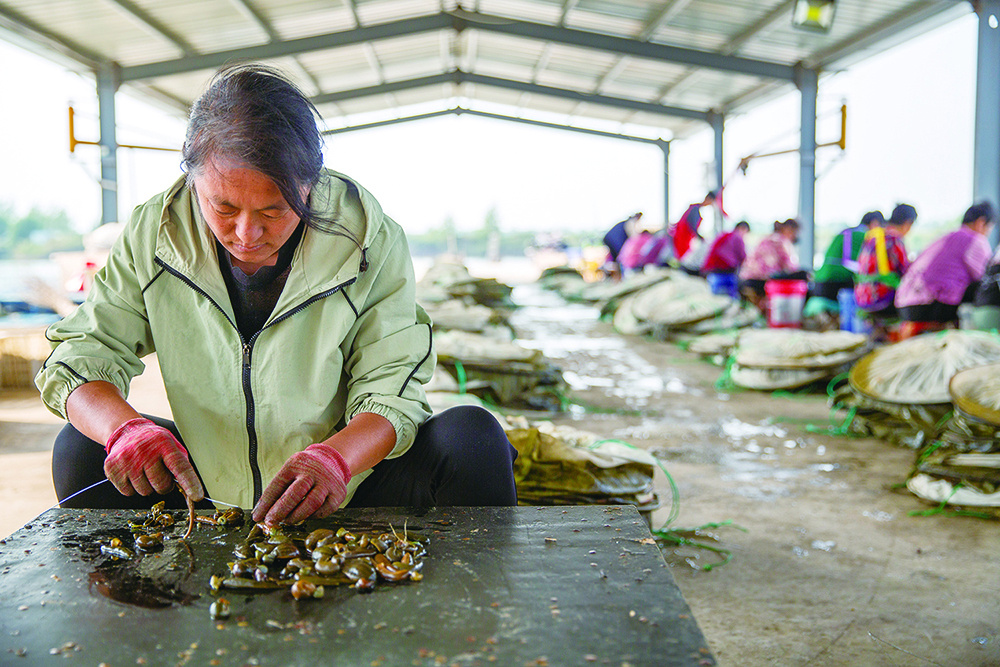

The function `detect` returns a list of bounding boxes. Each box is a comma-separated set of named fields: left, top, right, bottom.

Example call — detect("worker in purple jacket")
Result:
left=895, top=201, right=995, bottom=336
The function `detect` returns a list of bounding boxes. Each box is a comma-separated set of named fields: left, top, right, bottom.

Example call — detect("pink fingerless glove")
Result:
left=252, top=443, right=352, bottom=526
left=104, top=417, right=204, bottom=500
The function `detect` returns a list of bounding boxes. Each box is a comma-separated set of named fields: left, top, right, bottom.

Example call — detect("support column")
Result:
left=97, top=63, right=121, bottom=226
left=974, top=0, right=1000, bottom=247
left=795, top=64, right=818, bottom=271
left=709, top=111, right=724, bottom=236
left=657, top=139, right=670, bottom=225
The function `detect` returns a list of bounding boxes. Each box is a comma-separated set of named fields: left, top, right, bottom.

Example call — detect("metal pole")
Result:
left=657, top=139, right=670, bottom=226
left=97, top=63, right=120, bottom=226
left=795, top=64, right=818, bottom=271
left=974, top=0, right=1000, bottom=248
left=709, top=111, right=724, bottom=236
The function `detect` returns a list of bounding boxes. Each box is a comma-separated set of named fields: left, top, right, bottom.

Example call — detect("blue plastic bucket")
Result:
left=838, top=288, right=870, bottom=333
left=707, top=272, right=739, bottom=298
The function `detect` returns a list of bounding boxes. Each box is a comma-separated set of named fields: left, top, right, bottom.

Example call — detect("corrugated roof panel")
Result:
left=372, top=31, right=442, bottom=65
left=542, top=42, right=619, bottom=77
left=256, top=0, right=358, bottom=39
left=0, top=0, right=972, bottom=141
left=3, top=0, right=184, bottom=64
left=464, top=84, right=528, bottom=108
left=297, top=45, right=383, bottom=89
left=124, top=0, right=267, bottom=54
left=355, top=0, right=441, bottom=24
left=535, top=69, right=605, bottom=94
left=473, top=32, right=549, bottom=70
left=564, top=0, right=651, bottom=37
left=474, top=59, right=539, bottom=82
left=476, top=0, right=565, bottom=25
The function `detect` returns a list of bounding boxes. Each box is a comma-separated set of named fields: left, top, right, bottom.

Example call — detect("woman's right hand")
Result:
left=103, top=417, right=204, bottom=500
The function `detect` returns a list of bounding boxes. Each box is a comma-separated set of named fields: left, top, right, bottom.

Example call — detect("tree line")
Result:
left=0, top=205, right=83, bottom=259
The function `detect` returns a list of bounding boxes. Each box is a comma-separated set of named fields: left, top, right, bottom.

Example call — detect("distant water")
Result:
left=0, top=258, right=63, bottom=298
left=0, top=258, right=66, bottom=328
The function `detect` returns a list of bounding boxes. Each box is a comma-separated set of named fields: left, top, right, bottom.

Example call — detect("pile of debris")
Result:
left=504, top=416, right=660, bottom=520
left=418, top=257, right=566, bottom=412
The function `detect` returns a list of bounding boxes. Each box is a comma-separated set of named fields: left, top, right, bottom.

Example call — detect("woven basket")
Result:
left=0, top=329, right=51, bottom=389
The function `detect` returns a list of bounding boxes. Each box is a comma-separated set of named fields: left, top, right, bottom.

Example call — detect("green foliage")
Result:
left=0, top=204, right=84, bottom=259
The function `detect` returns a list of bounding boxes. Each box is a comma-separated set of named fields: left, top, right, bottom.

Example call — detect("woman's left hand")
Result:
left=252, top=443, right=352, bottom=525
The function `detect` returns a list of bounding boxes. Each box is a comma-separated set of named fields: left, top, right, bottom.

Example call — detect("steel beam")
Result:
left=311, top=70, right=708, bottom=121
left=460, top=12, right=796, bottom=80
left=97, top=63, right=121, bottom=225
left=120, top=13, right=455, bottom=81
left=120, top=11, right=796, bottom=84
left=709, top=111, right=725, bottom=236
left=321, top=107, right=665, bottom=146
left=974, top=0, right=1000, bottom=246
left=659, top=140, right=671, bottom=225
left=796, top=65, right=818, bottom=271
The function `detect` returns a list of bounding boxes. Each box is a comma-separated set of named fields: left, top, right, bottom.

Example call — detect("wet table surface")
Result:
left=0, top=505, right=714, bottom=666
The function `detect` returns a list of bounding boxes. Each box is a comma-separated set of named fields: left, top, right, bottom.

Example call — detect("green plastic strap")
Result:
left=714, top=354, right=742, bottom=392
left=907, top=481, right=994, bottom=519
left=589, top=438, right=744, bottom=571
left=854, top=271, right=901, bottom=288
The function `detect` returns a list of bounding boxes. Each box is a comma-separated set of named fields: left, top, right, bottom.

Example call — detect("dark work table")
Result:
left=0, top=505, right=715, bottom=666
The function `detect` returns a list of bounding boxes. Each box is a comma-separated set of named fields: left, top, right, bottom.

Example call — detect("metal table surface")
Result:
left=0, top=505, right=715, bottom=666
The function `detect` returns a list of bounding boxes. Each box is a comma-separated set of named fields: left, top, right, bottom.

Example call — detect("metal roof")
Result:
left=0, top=0, right=970, bottom=141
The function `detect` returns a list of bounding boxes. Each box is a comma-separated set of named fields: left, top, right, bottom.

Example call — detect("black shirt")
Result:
left=217, top=224, right=304, bottom=340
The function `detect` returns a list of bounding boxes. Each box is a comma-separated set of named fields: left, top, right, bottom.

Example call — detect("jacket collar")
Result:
left=154, top=170, right=382, bottom=312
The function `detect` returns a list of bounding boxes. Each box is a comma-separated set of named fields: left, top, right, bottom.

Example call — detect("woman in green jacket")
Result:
left=36, top=64, right=517, bottom=525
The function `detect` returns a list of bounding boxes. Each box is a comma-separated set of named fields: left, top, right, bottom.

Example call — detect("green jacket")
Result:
left=813, top=226, right=866, bottom=284
left=36, top=170, right=435, bottom=509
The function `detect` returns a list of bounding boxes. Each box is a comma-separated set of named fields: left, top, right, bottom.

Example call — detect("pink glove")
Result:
left=252, top=443, right=352, bottom=526
left=103, top=417, right=204, bottom=500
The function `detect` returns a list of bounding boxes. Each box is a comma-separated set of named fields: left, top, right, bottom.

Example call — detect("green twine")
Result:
left=714, top=354, right=742, bottom=393
left=589, top=437, right=744, bottom=571
left=907, top=481, right=995, bottom=520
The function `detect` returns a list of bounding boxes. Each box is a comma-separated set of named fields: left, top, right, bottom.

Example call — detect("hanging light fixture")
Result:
left=792, top=0, right=836, bottom=32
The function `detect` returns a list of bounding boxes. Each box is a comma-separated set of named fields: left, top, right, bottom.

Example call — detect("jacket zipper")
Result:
left=156, top=257, right=356, bottom=504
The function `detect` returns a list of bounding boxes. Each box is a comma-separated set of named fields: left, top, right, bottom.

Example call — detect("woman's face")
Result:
left=193, top=158, right=308, bottom=274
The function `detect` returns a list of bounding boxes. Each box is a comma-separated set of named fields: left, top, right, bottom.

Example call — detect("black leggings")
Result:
left=52, top=405, right=518, bottom=510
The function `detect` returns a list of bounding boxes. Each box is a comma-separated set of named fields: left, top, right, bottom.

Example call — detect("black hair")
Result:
left=962, top=201, right=995, bottom=225
left=860, top=210, right=884, bottom=227
left=735, top=220, right=750, bottom=232
left=182, top=63, right=359, bottom=247
left=889, top=203, right=917, bottom=226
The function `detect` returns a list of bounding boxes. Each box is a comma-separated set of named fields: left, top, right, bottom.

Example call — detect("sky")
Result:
left=0, top=10, right=981, bottom=243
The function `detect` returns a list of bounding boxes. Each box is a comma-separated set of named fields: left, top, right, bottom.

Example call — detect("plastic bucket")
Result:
left=707, top=272, right=739, bottom=298
left=765, top=279, right=808, bottom=328
left=837, top=288, right=871, bottom=333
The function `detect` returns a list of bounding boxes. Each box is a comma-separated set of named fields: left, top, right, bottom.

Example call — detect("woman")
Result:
left=738, top=218, right=802, bottom=308
left=36, top=64, right=517, bottom=525
left=895, top=201, right=994, bottom=336
left=671, top=191, right=717, bottom=261
left=853, top=203, right=916, bottom=340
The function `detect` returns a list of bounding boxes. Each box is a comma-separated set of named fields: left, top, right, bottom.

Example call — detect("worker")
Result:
left=35, top=64, right=518, bottom=525
left=812, top=210, right=884, bottom=301
left=671, top=192, right=717, bottom=261
left=738, top=218, right=802, bottom=309
left=854, top=203, right=916, bottom=341
left=701, top=220, right=751, bottom=276
left=895, top=201, right=995, bottom=337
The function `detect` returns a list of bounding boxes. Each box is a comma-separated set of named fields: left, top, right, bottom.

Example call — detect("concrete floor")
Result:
left=2, top=269, right=998, bottom=666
